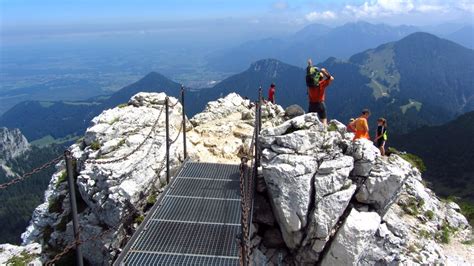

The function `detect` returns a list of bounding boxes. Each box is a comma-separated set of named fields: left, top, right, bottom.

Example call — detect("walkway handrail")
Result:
left=239, top=88, right=263, bottom=266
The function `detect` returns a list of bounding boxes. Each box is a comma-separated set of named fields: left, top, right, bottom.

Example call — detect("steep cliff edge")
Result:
left=2, top=92, right=472, bottom=265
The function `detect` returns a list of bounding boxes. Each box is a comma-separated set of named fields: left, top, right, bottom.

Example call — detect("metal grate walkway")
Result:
left=115, top=161, right=241, bottom=266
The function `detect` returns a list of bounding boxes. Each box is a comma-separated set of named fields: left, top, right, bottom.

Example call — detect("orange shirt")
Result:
left=308, top=79, right=330, bottom=103
left=353, top=117, right=370, bottom=140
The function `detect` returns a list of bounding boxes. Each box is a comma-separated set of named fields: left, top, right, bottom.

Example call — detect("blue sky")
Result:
left=1, top=0, right=472, bottom=34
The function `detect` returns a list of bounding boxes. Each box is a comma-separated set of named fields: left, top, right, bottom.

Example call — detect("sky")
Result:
left=0, top=0, right=473, bottom=40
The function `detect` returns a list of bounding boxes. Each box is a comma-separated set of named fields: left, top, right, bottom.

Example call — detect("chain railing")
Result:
left=0, top=92, right=188, bottom=265
left=239, top=88, right=263, bottom=266
left=0, top=154, right=64, bottom=190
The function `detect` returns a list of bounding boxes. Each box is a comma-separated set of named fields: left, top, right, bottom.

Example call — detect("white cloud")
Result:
left=456, top=0, right=474, bottom=13
left=305, top=11, right=337, bottom=21
left=273, top=1, right=289, bottom=11
left=416, top=4, right=444, bottom=13
left=342, top=0, right=469, bottom=18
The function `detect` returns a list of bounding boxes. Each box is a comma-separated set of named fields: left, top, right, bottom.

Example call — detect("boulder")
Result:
left=346, top=139, right=380, bottom=177
left=284, top=104, right=305, bottom=119
left=322, top=209, right=381, bottom=265
left=355, top=155, right=415, bottom=212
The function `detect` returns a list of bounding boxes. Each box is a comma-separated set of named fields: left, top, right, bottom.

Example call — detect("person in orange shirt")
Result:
left=351, top=109, right=371, bottom=141
left=307, top=59, right=334, bottom=125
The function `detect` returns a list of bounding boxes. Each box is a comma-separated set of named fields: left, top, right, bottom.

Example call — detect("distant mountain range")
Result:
left=206, top=21, right=421, bottom=72
left=1, top=32, right=473, bottom=142
left=391, top=111, right=474, bottom=203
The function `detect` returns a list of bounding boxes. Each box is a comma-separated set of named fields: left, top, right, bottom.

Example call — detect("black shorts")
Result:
left=309, top=102, right=327, bottom=120
left=376, top=138, right=386, bottom=148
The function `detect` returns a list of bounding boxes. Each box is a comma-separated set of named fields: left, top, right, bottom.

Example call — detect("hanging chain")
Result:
left=0, top=154, right=64, bottom=190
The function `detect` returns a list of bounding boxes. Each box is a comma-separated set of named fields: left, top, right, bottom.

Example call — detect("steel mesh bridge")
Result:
left=114, top=162, right=242, bottom=266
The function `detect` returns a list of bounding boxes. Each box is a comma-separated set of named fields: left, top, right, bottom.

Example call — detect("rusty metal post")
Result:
left=239, top=157, right=249, bottom=266
left=64, top=151, right=84, bottom=266
left=181, top=86, right=187, bottom=159
left=165, top=97, right=170, bottom=184
left=258, top=86, right=262, bottom=132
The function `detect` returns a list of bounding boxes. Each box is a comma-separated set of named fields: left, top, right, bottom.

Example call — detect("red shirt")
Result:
left=308, top=79, right=330, bottom=103
left=268, top=87, right=275, bottom=103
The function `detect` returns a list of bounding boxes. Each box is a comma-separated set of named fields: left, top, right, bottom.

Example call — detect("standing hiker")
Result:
left=374, top=118, right=388, bottom=156
left=351, top=109, right=371, bottom=141
left=306, top=59, right=334, bottom=125
left=268, top=83, right=276, bottom=104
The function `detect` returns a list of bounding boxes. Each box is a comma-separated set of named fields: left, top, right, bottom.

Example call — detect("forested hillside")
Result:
left=391, top=111, right=474, bottom=203
left=0, top=144, right=63, bottom=244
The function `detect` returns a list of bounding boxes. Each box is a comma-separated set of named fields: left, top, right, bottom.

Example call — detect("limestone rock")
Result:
left=346, top=139, right=380, bottom=177
left=322, top=209, right=381, bottom=265
left=355, top=155, right=417, bottom=212
left=22, top=92, right=185, bottom=264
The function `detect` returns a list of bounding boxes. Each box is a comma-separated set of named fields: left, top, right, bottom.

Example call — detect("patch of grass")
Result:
left=462, top=239, right=474, bottom=245
left=435, top=223, right=456, bottom=244
left=419, top=229, right=431, bottom=239
left=327, top=123, right=338, bottom=132
left=388, top=147, right=426, bottom=172
left=160, top=180, right=167, bottom=188
left=6, top=251, right=37, bottom=266
left=458, top=201, right=474, bottom=227
left=90, top=141, right=101, bottom=151
left=134, top=215, right=144, bottom=224
left=117, top=103, right=128, bottom=108
left=407, top=244, right=417, bottom=253
left=401, top=197, right=424, bottom=216
left=424, top=210, right=435, bottom=220
left=56, top=170, right=67, bottom=188
left=147, top=193, right=157, bottom=205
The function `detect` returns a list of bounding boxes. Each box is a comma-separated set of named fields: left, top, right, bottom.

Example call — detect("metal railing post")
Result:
left=258, top=86, right=262, bottom=132
left=239, top=157, right=249, bottom=266
left=181, top=86, right=187, bottom=159
left=64, top=151, right=84, bottom=266
left=165, top=97, right=170, bottom=184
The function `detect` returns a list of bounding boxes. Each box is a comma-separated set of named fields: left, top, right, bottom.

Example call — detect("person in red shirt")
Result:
left=307, top=63, right=334, bottom=125
left=268, top=83, right=276, bottom=104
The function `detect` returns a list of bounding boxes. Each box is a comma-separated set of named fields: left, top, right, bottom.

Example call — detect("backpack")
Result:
left=306, top=66, right=320, bottom=87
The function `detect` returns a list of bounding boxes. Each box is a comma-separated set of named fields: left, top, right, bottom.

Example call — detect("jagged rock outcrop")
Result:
left=0, top=127, right=29, bottom=161
left=0, top=127, right=30, bottom=177
left=253, top=114, right=473, bottom=265
left=21, top=92, right=185, bottom=264
left=188, top=93, right=284, bottom=163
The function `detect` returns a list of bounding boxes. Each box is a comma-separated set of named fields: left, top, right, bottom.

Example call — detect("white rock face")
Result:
left=0, top=243, right=42, bottom=265
left=0, top=127, right=29, bottom=161
left=258, top=113, right=473, bottom=265
left=188, top=93, right=284, bottom=163
left=22, top=92, right=185, bottom=264
left=322, top=209, right=381, bottom=265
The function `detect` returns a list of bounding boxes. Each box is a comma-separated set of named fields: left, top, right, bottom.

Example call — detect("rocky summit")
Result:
left=2, top=92, right=472, bottom=265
